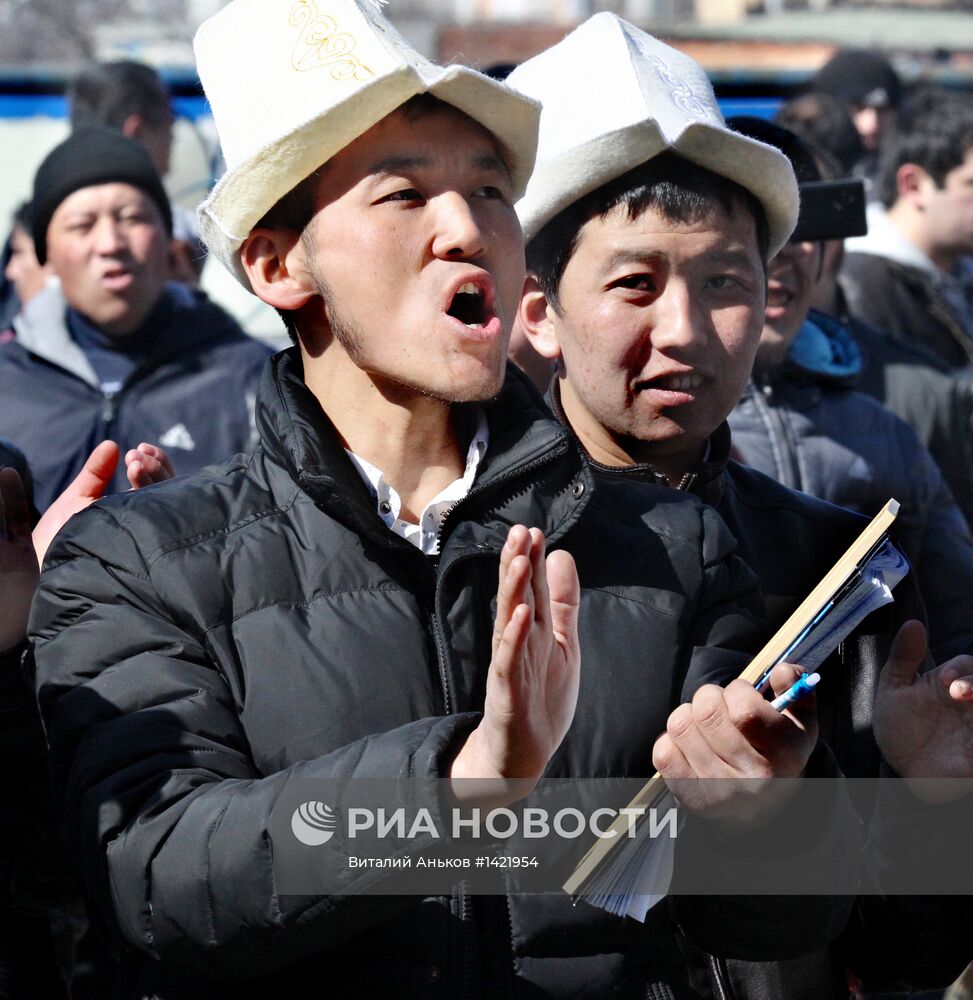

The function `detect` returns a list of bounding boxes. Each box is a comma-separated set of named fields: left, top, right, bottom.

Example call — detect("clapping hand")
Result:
left=450, top=525, right=580, bottom=806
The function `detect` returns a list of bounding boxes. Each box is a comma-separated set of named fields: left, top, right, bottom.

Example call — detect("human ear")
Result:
left=120, top=113, right=143, bottom=142
left=518, top=274, right=564, bottom=361
left=896, top=163, right=930, bottom=207
left=240, top=228, right=315, bottom=310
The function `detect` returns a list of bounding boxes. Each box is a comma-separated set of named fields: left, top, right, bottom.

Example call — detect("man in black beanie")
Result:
left=0, top=126, right=272, bottom=511
left=810, top=48, right=902, bottom=163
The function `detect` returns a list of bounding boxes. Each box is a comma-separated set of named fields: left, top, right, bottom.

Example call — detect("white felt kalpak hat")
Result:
left=195, top=0, right=540, bottom=289
left=507, top=13, right=798, bottom=256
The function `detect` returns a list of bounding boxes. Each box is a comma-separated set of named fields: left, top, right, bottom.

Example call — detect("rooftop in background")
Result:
left=665, top=6, right=973, bottom=55
left=0, top=2, right=970, bottom=83
left=435, top=6, right=973, bottom=86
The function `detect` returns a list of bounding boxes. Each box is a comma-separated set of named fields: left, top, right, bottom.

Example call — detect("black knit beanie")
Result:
left=811, top=49, right=903, bottom=111
left=31, top=125, right=173, bottom=264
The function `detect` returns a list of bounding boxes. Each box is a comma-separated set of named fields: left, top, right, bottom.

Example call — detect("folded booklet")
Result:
left=564, top=499, right=906, bottom=921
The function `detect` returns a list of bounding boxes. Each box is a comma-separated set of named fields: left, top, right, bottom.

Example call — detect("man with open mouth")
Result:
left=28, top=2, right=862, bottom=997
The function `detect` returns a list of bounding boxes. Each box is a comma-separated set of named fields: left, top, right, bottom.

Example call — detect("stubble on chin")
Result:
left=311, top=271, right=506, bottom=406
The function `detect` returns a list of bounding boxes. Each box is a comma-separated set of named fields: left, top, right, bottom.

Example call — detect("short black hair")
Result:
left=255, top=93, right=472, bottom=344
left=11, top=200, right=32, bottom=233
left=68, top=60, right=172, bottom=130
left=876, top=87, right=973, bottom=208
left=525, top=150, right=769, bottom=311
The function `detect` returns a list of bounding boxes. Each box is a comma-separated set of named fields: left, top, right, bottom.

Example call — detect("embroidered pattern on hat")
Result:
left=289, top=0, right=375, bottom=80
left=649, top=55, right=712, bottom=122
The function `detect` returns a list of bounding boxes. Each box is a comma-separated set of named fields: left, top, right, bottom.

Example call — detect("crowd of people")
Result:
left=0, top=0, right=972, bottom=997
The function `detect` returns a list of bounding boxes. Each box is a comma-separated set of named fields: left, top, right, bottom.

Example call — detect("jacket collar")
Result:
left=13, top=284, right=98, bottom=386
left=257, top=349, right=589, bottom=551
left=545, top=376, right=731, bottom=500
left=786, top=312, right=862, bottom=387
left=12, top=282, right=241, bottom=387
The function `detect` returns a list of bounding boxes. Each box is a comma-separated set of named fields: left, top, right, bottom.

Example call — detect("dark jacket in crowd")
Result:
left=693, top=444, right=973, bottom=998
left=0, top=439, right=32, bottom=509
left=544, top=382, right=972, bottom=998
left=728, top=314, right=973, bottom=663
left=838, top=298, right=973, bottom=531
left=0, top=283, right=272, bottom=511
left=29, top=352, right=857, bottom=999
left=842, top=250, right=973, bottom=370
left=0, top=441, right=71, bottom=999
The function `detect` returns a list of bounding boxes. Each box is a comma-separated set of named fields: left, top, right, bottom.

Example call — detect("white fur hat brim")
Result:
left=508, top=13, right=798, bottom=256
left=195, top=0, right=539, bottom=290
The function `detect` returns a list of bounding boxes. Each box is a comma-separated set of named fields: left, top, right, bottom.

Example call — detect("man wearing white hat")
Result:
left=28, top=2, right=858, bottom=996
left=511, top=13, right=973, bottom=996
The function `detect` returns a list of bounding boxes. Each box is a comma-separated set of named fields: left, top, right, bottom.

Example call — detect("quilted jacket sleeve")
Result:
left=29, top=505, right=478, bottom=979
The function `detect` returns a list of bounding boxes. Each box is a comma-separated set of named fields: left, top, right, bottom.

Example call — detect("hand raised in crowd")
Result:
left=652, top=662, right=818, bottom=827
left=874, top=619, right=973, bottom=804
left=125, top=442, right=175, bottom=489
left=0, top=467, right=38, bottom=653
left=33, top=441, right=175, bottom=568
left=450, top=525, right=580, bottom=805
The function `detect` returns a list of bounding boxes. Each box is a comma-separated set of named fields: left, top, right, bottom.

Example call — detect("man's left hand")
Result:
left=874, top=620, right=973, bottom=803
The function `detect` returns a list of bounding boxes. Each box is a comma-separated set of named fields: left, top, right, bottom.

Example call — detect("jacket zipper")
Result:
left=429, top=607, right=452, bottom=715
left=433, top=445, right=571, bottom=555
left=430, top=446, right=576, bottom=998
left=751, top=383, right=803, bottom=491
left=100, top=389, right=118, bottom=432
left=708, top=955, right=737, bottom=1000
left=429, top=445, right=576, bottom=713
left=457, top=878, right=473, bottom=1000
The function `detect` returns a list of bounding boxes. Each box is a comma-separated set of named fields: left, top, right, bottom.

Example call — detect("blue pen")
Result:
left=770, top=672, right=821, bottom=711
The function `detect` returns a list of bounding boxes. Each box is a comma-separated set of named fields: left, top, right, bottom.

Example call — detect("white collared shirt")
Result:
left=345, top=409, right=489, bottom=556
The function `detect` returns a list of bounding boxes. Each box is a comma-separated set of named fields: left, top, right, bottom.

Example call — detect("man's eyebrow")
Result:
left=367, top=155, right=431, bottom=175
left=603, top=247, right=759, bottom=273
left=473, top=153, right=511, bottom=179
left=365, top=153, right=511, bottom=178
left=603, top=249, right=664, bottom=273
left=704, top=248, right=763, bottom=271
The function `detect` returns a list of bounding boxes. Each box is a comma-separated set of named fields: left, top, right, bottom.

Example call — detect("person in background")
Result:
left=0, top=127, right=271, bottom=511
left=0, top=438, right=169, bottom=999
left=724, top=117, right=973, bottom=664
left=803, top=146, right=973, bottom=531
left=1, top=203, right=50, bottom=334
left=841, top=87, right=973, bottom=368
left=808, top=47, right=902, bottom=180
left=68, top=58, right=205, bottom=285
left=774, top=92, right=865, bottom=178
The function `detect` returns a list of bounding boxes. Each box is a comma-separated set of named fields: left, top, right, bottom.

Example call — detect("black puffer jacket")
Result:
left=559, top=401, right=972, bottom=998
left=0, top=283, right=272, bottom=510
left=30, top=351, right=854, bottom=999
left=0, top=441, right=72, bottom=999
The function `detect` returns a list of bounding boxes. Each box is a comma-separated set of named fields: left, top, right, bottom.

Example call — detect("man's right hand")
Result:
left=449, top=525, right=580, bottom=806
